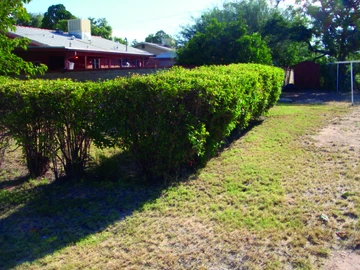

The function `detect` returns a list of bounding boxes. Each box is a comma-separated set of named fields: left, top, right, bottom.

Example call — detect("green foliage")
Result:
left=95, top=64, right=283, bottom=179
left=41, top=80, right=96, bottom=180
left=0, top=79, right=95, bottom=179
left=177, top=18, right=272, bottom=65
left=0, top=78, right=57, bottom=177
left=113, top=36, right=127, bottom=45
left=0, top=64, right=283, bottom=181
left=177, top=0, right=315, bottom=66
left=145, top=30, right=175, bottom=47
left=16, top=12, right=43, bottom=28
left=0, top=0, right=29, bottom=31
left=0, top=0, right=47, bottom=76
left=178, top=0, right=271, bottom=46
left=237, top=33, right=272, bottom=64
left=41, top=4, right=76, bottom=29
left=262, top=10, right=313, bottom=66
left=54, top=19, right=68, bottom=32
left=88, top=17, right=112, bottom=40
left=295, top=0, right=360, bottom=61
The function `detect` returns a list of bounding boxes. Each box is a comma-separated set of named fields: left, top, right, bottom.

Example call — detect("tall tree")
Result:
left=177, top=18, right=272, bottom=65
left=295, top=0, right=360, bottom=61
left=178, top=0, right=316, bottom=67
left=178, top=0, right=272, bottom=46
left=0, top=0, right=47, bottom=75
left=54, top=19, right=68, bottom=32
left=16, top=12, right=43, bottom=28
left=262, top=10, right=313, bottom=66
left=88, top=17, right=112, bottom=40
left=145, top=30, right=175, bottom=46
left=41, top=4, right=76, bottom=29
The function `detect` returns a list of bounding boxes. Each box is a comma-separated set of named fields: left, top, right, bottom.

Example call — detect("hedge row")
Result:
left=0, top=64, right=284, bottom=180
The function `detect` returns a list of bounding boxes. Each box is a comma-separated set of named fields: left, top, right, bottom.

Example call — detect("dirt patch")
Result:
left=313, top=107, right=360, bottom=153
left=324, top=250, right=360, bottom=270
left=311, top=105, right=360, bottom=269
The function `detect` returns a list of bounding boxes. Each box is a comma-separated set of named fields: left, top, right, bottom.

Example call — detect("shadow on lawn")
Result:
left=0, top=151, right=171, bottom=269
left=0, top=175, right=31, bottom=190
left=0, top=120, right=262, bottom=269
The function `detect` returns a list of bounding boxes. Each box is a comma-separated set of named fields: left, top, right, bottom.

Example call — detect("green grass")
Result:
left=0, top=103, right=359, bottom=269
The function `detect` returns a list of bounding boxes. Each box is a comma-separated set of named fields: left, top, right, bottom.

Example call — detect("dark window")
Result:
left=48, top=56, right=64, bottom=70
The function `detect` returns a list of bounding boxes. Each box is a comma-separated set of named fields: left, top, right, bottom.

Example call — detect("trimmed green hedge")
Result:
left=0, top=64, right=283, bottom=180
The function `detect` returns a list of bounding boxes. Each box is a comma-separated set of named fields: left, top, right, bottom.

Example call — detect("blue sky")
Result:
left=24, top=0, right=294, bottom=43
left=24, top=0, right=224, bottom=42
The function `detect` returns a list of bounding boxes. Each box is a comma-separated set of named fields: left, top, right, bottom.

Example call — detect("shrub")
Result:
left=0, top=78, right=57, bottom=177
left=0, top=64, right=284, bottom=181
left=0, top=79, right=95, bottom=180
left=96, top=64, right=283, bottom=179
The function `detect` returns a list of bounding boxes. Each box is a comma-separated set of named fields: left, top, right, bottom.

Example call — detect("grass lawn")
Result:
left=0, top=102, right=359, bottom=269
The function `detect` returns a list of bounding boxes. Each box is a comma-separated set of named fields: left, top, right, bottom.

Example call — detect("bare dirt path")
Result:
left=281, top=89, right=360, bottom=269
left=311, top=103, right=360, bottom=269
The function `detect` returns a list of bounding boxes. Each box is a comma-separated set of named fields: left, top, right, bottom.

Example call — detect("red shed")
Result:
left=292, top=61, right=321, bottom=89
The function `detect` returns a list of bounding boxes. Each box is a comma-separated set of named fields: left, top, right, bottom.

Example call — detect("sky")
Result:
left=24, top=0, right=295, bottom=43
left=24, top=0, right=226, bottom=43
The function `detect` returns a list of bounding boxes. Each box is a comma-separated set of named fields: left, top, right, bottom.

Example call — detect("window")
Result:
left=92, top=59, right=100, bottom=69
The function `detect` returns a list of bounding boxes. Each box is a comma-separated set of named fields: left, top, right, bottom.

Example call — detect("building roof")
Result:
left=134, top=42, right=174, bottom=52
left=8, top=26, right=152, bottom=56
left=155, top=51, right=177, bottom=59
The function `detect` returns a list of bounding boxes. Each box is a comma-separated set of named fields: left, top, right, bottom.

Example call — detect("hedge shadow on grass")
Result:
left=0, top=175, right=31, bottom=190
left=0, top=119, right=262, bottom=269
left=0, top=150, right=168, bottom=269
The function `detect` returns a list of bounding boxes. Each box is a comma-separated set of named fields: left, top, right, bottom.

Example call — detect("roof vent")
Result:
left=68, top=19, right=91, bottom=40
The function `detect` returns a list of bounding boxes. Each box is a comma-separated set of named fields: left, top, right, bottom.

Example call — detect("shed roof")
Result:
left=155, top=51, right=177, bottom=59
left=135, top=42, right=174, bottom=52
left=8, top=26, right=152, bottom=56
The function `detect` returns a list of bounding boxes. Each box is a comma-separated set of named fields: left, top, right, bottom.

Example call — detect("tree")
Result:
left=113, top=36, right=126, bottom=45
left=0, top=0, right=47, bottom=75
left=145, top=30, right=175, bottom=47
left=295, top=0, right=360, bottom=61
left=16, top=12, right=43, bottom=28
left=41, top=4, right=76, bottom=29
left=177, top=18, right=272, bottom=65
left=178, top=0, right=272, bottom=46
left=177, top=0, right=317, bottom=67
left=176, top=1, right=274, bottom=66
left=131, top=39, right=139, bottom=47
left=237, top=33, right=272, bottom=64
left=262, top=10, right=313, bottom=66
left=54, top=19, right=68, bottom=32
left=88, top=17, right=112, bottom=40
